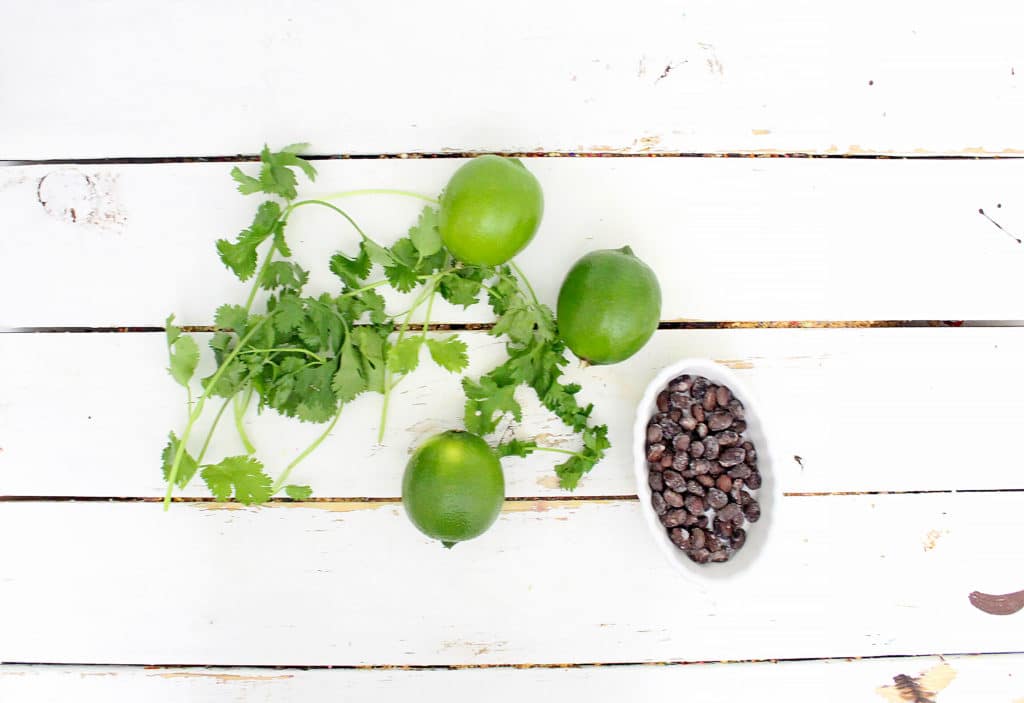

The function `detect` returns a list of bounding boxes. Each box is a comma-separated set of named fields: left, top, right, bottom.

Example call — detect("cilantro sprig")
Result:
left=161, top=144, right=609, bottom=507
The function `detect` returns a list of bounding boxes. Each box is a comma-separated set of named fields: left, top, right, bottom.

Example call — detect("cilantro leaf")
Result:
left=271, top=294, right=305, bottom=335
left=261, top=261, right=309, bottom=291
left=409, top=206, right=442, bottom=257
left=332, top=336, right=367, bottom=403
left=388, top=337, right=424, bottom=374
left=230, top=145, right=316, bottom=200
left=352, top=327, right=388, bottom=393
left=161, top=431, right=198, bottom=488
left=426, top=335, right=468, bottom=373
left=363, top=239, right=395, bottom=266
left=555, top=424, right=610, bottom=490
left=463, top=375, right=521, bottom=435
left=201, top=456, right=273, bottom=504
left=384, top=262, right=420, bottom=293
left=285, top=484, right=313, bottom=500
left=494, top=439, right=537, bottom=459
left=330, top=243, right=371, bottom=286
left=215, top=201, right=282, bottom=280
left=165, top=315, right=199, bottom=387
left=230, top=167, right=263, bottom=195
left=214, top=304, right=248, bottom=332
left=439, top=267, right=490, bottom=308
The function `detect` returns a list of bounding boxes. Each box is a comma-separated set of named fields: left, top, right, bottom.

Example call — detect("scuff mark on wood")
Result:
left=978, top=207, right=1021, bottom=244
left=922, top=529, right=948, bottom=552
left=536, top=475, right=561, bottom=490
left=751, top=129, right=772, bottom=136
left=794, top=455, right=804, bottom=469
left=151, top=671, right=294, bottom=682
left=875, top=662, right=956, bottom=702
left=714, top=358, right=754, bottom=370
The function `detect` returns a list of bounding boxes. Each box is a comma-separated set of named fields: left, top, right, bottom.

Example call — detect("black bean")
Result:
left=714, top=517, right=734, bottom=539
left=716, top=475, right=733, bottom=492
left=731, top=528, right=747, bottom=549
left=646, top=425, right=663, bottom=444
left=646, top=443, right=666, bottom=462
left=715, top=386, right=732, bottom=407
left=729, top=479, right=745, bottom=502
left=704, top=534, right=723, bottom=552
left=703, top=435, right=720, bottom=460
left=727, top=464, right=752, bottom=480
left=660, top=453, right=675, bottom=469
left=684, top=495, right=705, bottom=515
left=732, top=420, right=747, bottom=433
left=703, top=388, right=718, bottom=412
left=696, top=474, right=715, bottom=488
left=717, top=430, right=739, bottom=447
left=651, top=492, right=667, bottom=515
left=657, top=391, right=670, bottom=412
left=688, top=548, right=711, bottom=564
left=690, top=527, right=706, bottom=550
left=718, top=503, right=743, bottom=524
left=682, top=513, right=699, bottom=527
left=709, top=550, right=730, bottom=563
left=689, top=441, right=705, bottom=458
left=668, top=410, right=682, bottom=424
left=707, top=487, right=729, bottom=510
left=745, top=447, right=757, bottom=463
left=746, top=471, right=762, bottom=489
left=672, top=453, right=689, bottom=472
left=690, top=377, right=709, bottom=398
left=719, top=447, right=747, bottom=467
left=696, top=515, right=709, bottom=528
left=708, top=461, right=723, bottom=476
left=691, top=404, right=705, bottom=423
left=663, top=489, right=684, bottom=508
left=673, top=434, right=691, bottom=453
left=744, top=500, right=761, bottom=522
left=741, top=441, right=753, bottom=451
left=670, top=392, right=690, bottom=409
left=707, top=411, right=734, bottom=431
left=681, top=469, right=696, bottom=479
left=738, top=490, right=754, bottom=507
left=669, top=527, right=691, bottom=549
left=661, top=509, right=687, bottom=527
left=686, top=480, right=706, bottom=496
left=663, top=470, right=685, bottom=492
left=670, top=375, right=692, bottom=392
left=660, top=418, right=682, bottom=437
left=690, top=458, right=711, bottom=475
left=696, top=423, right=709, bottom=439
left=680, top=416, right=698, bottom=432
left=729, top=399, right=745, bottom=420
left=648, top=471, right=664, bottom=492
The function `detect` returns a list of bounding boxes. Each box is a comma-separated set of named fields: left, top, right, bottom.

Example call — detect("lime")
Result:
left=439, top=155, right=544, bottom=266
left=556, top=246, right=661, bottom=365
left=402, top=430, right=505, bottom=548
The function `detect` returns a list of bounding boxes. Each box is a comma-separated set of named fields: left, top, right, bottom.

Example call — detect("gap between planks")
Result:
left=1, top=320, right=1012, bottom=334
left=4, top=650, right=1023, bottom=671
left=4, top=151, right=1024, bottom=167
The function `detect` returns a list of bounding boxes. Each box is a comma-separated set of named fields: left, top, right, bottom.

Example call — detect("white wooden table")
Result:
left=2, top=2, right=1023, bottom=700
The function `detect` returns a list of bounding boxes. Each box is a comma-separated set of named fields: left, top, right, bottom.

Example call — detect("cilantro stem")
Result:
left=234, top=385, right=257, bottom=454
left=530, top=446, right=580, bottom=457
left=164, top=316, right=271, bottom=510
left=237, top=347, right=327, bottom=363
left=271, top=408, right=344, bottom=494
left=510, top=261, right=540, bottom=307
left=244, top=242, right=277, bottom=313
left=285, top=199, right=383, bottom=248
left=312, top=188, right=439, bottom=205
left=338, top=279, right=389, bottom=298
left=196, top=396, right=232, bottom=465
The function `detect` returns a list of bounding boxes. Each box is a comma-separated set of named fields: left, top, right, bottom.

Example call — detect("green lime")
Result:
left=556, top=246, right=662, bottom=365
left=402, top=430, right=505, bottom=548
left=439, top=155, right=544, bottom=266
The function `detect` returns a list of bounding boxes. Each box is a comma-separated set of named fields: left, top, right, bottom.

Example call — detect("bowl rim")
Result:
left=633, top=358, right=779, bottom=588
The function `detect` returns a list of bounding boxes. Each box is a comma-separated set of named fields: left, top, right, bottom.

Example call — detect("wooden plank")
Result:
left=0, top=494, right=1019, bottom=665
left=3, top=2, right=1023, bottom=157
left=2, top=327, right=1023, bottom=498
left=1, top=655, right=1019, bottom=702
left=4, top=158, right=1024, bottom=328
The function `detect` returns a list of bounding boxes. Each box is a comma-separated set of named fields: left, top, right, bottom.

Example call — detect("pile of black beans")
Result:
left=645, top=374, right=762, bottom=564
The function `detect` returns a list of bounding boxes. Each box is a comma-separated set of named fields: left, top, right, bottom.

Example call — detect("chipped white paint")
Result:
left=3, top=328, right=1024, bottom=498
left=2, top=1, right=1024, bottom=157
left=5, top=158, right=1024, bottom=327
left=34, top=169, right=126, bottom=230
left=2, top=655, right=1021, bottom=702
left=0, top=494, right=1019, bottom=664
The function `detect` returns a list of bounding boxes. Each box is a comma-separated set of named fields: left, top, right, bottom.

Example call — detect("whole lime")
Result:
left=439, top=155, right=544, bottom=266
left=402, top=430, right=505, bottom=548
left=556, top=246, right=661, bottom=365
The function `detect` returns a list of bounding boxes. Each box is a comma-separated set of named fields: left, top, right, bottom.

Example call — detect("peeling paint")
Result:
left=151, top=671, right=294, bottom=683
left=714, top=358, right=754, bottom=370
left=922, top=529, right=948, bottom=552
left=536, top=475, right=561, bottom=489
left=876, top=662, right=956, bottom=702
left=751, top=129, right=772, bottom=136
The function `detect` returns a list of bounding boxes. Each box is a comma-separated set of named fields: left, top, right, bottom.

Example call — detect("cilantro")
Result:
left=426, top=336, right=468, bottom=373
left=201, top=456, right=274, bottom=504
left=231, top=144, right=317, bottom=200
left=285, top=484, right=313, bottom=501
left=387, top=337, right=424, bottom=374
left=408, top=206, right=442, bottom=257
left=494, top=439, right=537, bottom=459
left=161, top=432, right=198, bottom=488
left=165, top=315, right=199, bottom=387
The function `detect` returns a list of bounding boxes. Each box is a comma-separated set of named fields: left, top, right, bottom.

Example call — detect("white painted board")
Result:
left=1, top=655, right=1017, bottom=703
left=4, top=158, right=1024, bottom=327
left=2, top=2, right=1023, bottom=157
left=2, top=328, right=1023, bottom=498
left=1, top=494, right=1019, bottom=665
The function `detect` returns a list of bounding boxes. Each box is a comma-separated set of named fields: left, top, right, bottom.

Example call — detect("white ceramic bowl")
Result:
left=634, top=359, right=779, bottom=586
